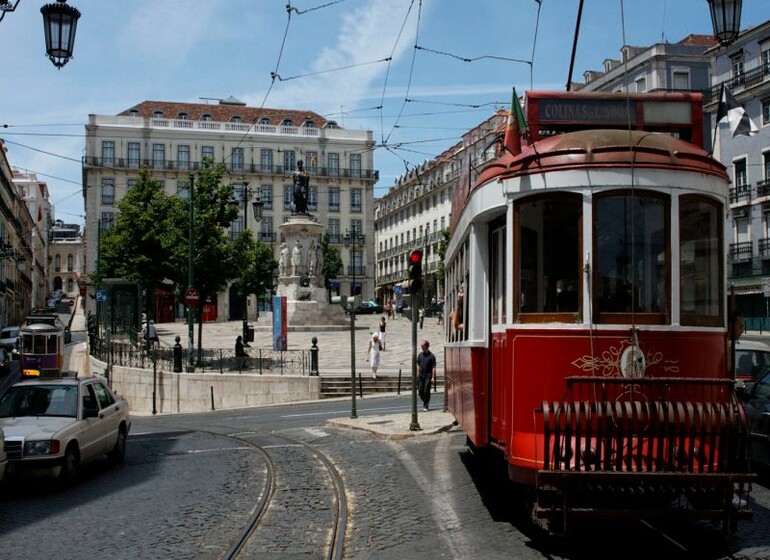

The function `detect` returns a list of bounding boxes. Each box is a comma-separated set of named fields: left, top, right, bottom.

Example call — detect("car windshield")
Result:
left=0, top=385, right=78, bottom=418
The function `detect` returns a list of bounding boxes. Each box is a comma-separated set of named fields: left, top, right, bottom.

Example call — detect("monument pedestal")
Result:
left=276, top=215, right=347, bottom=326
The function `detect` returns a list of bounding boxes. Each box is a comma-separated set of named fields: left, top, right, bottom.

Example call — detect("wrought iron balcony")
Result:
left=728, top=241, right=753, bottom=261
left=729, top=184, right=751, bottom=204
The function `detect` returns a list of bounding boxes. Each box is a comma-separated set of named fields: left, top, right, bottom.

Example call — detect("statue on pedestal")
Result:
left=279, top=242, right=290, bottom=277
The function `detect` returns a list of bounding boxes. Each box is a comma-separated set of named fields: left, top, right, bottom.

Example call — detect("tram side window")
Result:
left=594, top=191, right=668, bottom=322
left=516, top=194, right=581, bottom=319
left=680, top=196, right=722, bottom=326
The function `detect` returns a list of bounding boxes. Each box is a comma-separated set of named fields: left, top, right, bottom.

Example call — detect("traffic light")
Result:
left=408, top=250, right=423, bottom=294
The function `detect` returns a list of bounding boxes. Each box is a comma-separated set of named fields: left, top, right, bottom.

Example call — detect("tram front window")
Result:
left=594, top=191, right=668, bottom=322
left=680, top=196, right=721, bottom=326
left=516, top=194, right=581, bottom=319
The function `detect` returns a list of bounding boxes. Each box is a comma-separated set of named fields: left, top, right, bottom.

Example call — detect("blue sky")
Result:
left=0, top=0, right=767, bottom=225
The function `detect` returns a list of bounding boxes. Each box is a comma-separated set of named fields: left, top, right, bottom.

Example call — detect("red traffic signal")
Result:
left=408, top=250, right=423, bottom=293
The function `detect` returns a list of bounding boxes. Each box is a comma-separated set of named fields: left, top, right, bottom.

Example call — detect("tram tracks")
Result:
left=199, top=430, right=347, bottom=560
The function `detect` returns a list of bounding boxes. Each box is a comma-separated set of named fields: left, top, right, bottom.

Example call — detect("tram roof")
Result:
left=475, top=129, right=728, bottom=186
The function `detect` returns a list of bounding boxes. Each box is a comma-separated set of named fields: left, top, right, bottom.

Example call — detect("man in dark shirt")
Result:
left=416, top=340, right=437, bottom=411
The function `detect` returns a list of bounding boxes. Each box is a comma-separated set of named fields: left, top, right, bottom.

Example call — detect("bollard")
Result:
left=173, top=335, right=183, bottom=373
left=310, top=336, right=319, bottom=376
left=398, top=368, right=402, bottom=395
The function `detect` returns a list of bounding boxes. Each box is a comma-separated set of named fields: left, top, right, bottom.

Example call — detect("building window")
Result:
left=329, top=187, right=340, bottom=212
left=303, top=120, right=315, bottom=128
left=127, top=142, right=140, bottom=168
left=261, top=149, right=273, bottom=172
left=282, top=119, right=294, bottom=127
left=177, top=145, right=190, bottom=171
left=351, top=219, right=363, bottom=236
left=260, top=184, right=273, bottom=210
left=202, top=145, right=214, bottom=164
left=100, top=211, right=115, bottom=230
left=101, top=178, right=115, bottom=205
left=152, top=144, right=165, bottom=169
left=306, top=151, right=318, bottom=173
left=635, top=76, right=646, bottom=92
left=67, top=254, right=74, bottom=272
left=328, top=218, right=340, bottom=242
left=763, top=98, right=770, bottom=126
left=232, top=147, right=244, bottom=171
left=101, top=141, right=115, bottom=166
left=283, top=150, right=296, bottom=172
left=201, top=113, right=213, bottom=121
left=672, top=69, right=689, bottom=90
left=177, top=180, right=190, bottom=201
left=731, top=53, right=745, bottom=87
left=762, top=44, right=770, bottom=75
left=55, top=254, right=61, bottom=272
left=283, top=185, right=293, bottom=211
left=734, top=158, right=747, bottom=187
left=259, top=117, right=270, bottom=125
left=153, top=111, right=164, bottom=119
left=128, top=109, right=139, bottom=117
left=328, top=153, right=340, bottom=176
left=177, top=112, right=189, bottom=120
left=308, top=186, right=317, bottom=211
left=260, top=218, right=275, bottom=244
left=764, top=152, right=770, bottom=181
left=350, top=153, right=362, bottom=177
left=230, top=115, right=242, bottom=123
left=351, top=188, right=362, bottom=213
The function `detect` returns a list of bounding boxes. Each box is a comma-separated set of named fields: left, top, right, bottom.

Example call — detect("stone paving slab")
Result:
left=327, top=410, right=457, bottom=440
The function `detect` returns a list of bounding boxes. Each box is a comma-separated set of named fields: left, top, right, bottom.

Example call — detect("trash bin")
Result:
left=247, top=327, right=255, bottom=343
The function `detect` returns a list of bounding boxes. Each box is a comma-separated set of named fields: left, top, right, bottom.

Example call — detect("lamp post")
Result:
left=344, top=229, right=365, bottom=419
left=187, top=173, right=195, bottom=371
left=40, top=0, right=80, bottom=68
left=707, top=0, right=742, bottom=47
left=252, top=193, right=264, bottom=321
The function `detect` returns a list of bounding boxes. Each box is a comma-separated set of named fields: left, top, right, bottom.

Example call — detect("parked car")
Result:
left=0, top=376, right=131, bottom=481
left=734, top=336, right=770, bottom=388
left=0, top=426, right=6, bottom=483
left=0, top=326, right=20, bottom=352
left=740, top=369, right=770, bottom=468
left=355, top=301, right=384, bottom=315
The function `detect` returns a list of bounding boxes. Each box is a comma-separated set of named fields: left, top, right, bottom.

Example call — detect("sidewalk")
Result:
left=327, top=410, right=457, bottom=440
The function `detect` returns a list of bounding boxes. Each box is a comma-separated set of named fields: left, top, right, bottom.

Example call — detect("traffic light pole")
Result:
left=408, top=249, right=423, bottom=431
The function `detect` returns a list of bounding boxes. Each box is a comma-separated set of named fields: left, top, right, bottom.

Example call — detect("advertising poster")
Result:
left=272, top=296, right=287, bottom=351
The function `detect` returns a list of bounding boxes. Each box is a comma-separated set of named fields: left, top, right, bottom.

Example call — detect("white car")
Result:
left=0, top=376, right=131, bottom=480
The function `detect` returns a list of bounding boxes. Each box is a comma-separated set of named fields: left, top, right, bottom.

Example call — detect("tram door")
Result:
left=489, top=223, right=510, bottom=444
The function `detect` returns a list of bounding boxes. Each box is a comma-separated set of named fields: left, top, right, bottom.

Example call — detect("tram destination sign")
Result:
left=538, top=98, right=635, bottom=125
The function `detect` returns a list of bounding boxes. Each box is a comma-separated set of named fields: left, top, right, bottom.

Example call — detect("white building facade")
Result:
left=82, top=97, right=377, bottom=322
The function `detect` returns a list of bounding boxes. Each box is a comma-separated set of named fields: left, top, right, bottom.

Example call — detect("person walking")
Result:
left=235, top=335, right=248, bottom=357
left=417, top=339, right=436, bottom=411
left=367, top=332, right=382, bottom=380
left=378, top=316, right=387, bottom=350
left=419, top=307, right=425, bottom=329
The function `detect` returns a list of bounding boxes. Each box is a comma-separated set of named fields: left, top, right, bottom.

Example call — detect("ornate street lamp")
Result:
left=707, top=0, right=742, bottom=47
left=41, top=0, right=81, bottom=68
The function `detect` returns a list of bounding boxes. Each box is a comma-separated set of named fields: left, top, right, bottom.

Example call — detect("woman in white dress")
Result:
left=367, top=332, right=382, bottom=380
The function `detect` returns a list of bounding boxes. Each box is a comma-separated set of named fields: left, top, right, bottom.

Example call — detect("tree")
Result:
left=320, top=233, right=342, bottom=302
left=98, top=168, right=178, bottom=321
left=166, top=162, right=241, bottom=361
left=232, top=234, right=278, bottom=314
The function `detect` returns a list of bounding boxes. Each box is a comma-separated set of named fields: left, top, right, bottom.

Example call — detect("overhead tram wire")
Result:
left=286, top=0, right=350, bottom=15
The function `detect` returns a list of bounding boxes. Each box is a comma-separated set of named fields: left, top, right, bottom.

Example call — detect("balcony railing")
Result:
left=729, top=241, right=753, bottom=261
left=759, top=238, right=770, bottom=258
left=83, top=156, right=378, bottom=181
left=346, top=266, right=366, bottom=277
left=729, top=184, right=751, bottom=204
left=705, top=64, right=770, bottom=105
left=757, top=179, right=770, bottom=199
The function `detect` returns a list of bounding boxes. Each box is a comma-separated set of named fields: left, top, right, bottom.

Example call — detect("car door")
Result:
left=79, top=382, right=106, bottom=462
left=91, top=380, right=122, bottom=452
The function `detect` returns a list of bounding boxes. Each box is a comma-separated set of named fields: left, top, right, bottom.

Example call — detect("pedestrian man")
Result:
left=417, top=339, right=436, bottom=411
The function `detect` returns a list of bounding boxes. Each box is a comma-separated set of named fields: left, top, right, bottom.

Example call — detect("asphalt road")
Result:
left=2, top=394, right=770, bottom=560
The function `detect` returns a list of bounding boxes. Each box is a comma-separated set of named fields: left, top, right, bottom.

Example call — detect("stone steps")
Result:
left=319, top=375, right=443, bottom=398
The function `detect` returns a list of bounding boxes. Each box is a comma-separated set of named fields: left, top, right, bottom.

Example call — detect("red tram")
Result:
left=443, top=91, right=755, bottom=536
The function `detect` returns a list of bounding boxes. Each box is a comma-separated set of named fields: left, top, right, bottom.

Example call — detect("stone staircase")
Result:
left=320, top=374, right=443, bottom=398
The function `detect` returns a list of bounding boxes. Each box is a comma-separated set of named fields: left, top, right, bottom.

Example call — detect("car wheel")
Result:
left=59, top=444, right=79, bottom=483
left=108, top=427, right=127, bottom=465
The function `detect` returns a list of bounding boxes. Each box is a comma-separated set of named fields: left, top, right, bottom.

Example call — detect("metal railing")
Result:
left=91, top=339, right=310, bottom=375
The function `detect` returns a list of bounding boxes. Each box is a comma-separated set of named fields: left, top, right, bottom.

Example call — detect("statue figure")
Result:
left=279, top=242, right=290, bottom=277
left=291, top=240, right=302, bottom=276
left=308, top=239, right=317, bottom=276
left=292, top=161, right=310, bottom=214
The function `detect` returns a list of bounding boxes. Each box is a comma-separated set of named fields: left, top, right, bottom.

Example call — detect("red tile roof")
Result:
left=118, top=100, right=329, bottom=127
left=677, top=34, right=718, bottom=46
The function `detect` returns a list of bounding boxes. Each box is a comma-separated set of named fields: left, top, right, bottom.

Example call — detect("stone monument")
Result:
left=275, top=162, right=347, bottom=326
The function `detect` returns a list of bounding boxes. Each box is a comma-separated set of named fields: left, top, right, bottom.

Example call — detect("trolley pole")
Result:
left=187, top=173, right=195, bottom=372
left=410, top=290, right=422, bottom=431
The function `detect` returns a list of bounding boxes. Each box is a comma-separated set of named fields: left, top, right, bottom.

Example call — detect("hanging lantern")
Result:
left=707, top=0, right=742, bottom=47
left=41, top=0, right=81, bottom=69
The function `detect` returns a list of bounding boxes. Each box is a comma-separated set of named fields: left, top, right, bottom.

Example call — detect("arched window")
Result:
left=282, top=119, right=294, bottom=127
left=303, top=120, right=315, bottom=128
left=259, top=117, right=270, bottom=125
left=153, top=110, right=164, bottom=118
left=201, top=113, right=213, bottom=121
left=325, top=121, right=339, bottom=129
left=177, top=112, right=189, bottom=120
left=230, top=115, right=242, bottom=123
